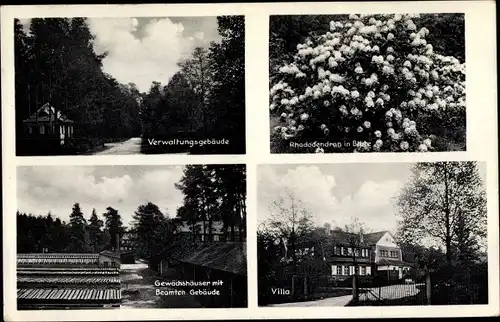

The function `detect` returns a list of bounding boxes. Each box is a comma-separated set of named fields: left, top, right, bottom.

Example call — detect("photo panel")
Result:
left=257, top=161, right=487, bottom=307
left=16, top=164, right=248, bottom=309
left=15, top=16, right=245, bottom=156
left=269, top=13, right=466, bottom=154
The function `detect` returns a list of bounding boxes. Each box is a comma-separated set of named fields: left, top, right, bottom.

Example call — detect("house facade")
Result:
left=23, top=103, right=75, bottom=146
left=174, top=220, right=244, bottom=242
left=328, top=229, right=374, bottom=281
left=294, top=229, right=412, bottom=282
left=366, top=231, right=412, bottom=280
left=120, top=232, right=138, bottom=252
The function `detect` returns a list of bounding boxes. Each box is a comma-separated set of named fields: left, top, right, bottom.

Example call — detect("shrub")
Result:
left=269, top=14, right=465, bottom=153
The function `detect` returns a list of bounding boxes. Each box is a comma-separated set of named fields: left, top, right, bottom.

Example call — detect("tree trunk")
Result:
left=443, top=163, right=452, bottom=268
left=352, top=255, right=359, bottom=302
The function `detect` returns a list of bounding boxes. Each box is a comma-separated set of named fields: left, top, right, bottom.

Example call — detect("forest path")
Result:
left=94, top=137, right=142, bottom=155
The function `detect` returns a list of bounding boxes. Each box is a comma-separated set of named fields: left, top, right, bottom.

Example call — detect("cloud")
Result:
left=258, top=165, right=404, bottom=233
left=258, top=165, right=338, bottom=225
left=88, top=18, right=213, bottom=91
left=333, top=180, right=403, bottom=232
left=18, top=18, right=31, bottom=34
left=17, top=166, right=184, bottom=226
left=17, top=17, right=217, bottom=92
left=88, top=17, right=202, bottom=92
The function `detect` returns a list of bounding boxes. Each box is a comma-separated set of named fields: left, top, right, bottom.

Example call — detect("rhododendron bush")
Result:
left=269, top=14, right=466, bottom=153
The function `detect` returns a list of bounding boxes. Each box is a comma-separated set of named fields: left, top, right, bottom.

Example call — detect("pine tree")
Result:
left=69, top=202, right=88, bottom=252
left=88, top=208, right=104, bottom=253
left=103, top=207, right=124, bottom=251
left=132, top=202, right=172, bottom=260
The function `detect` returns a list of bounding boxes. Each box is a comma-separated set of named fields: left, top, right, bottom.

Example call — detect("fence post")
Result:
left=426, top=271, right=432, bottom=305
left=291, top=275, right=295, bottom=300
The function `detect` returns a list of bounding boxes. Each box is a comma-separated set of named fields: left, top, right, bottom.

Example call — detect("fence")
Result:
left=353, top=276, right=428, bottom=306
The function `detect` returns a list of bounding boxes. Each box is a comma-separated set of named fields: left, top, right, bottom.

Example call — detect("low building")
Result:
left=16, top=253, right=121, bottom=309
left=177, top=242, right=247, bottom=308
left=99, top=250, right=135, bottom=268
left=22, top=103, right=75, bottom=146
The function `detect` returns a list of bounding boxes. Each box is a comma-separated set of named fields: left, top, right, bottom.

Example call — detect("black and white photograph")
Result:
left=14, top=16, right=245, bottom=156
left=269, top=13, right=466, bottom=153
left=257, top=161, right=487, bottom=307
left=16, top=164, right=247, bottom=309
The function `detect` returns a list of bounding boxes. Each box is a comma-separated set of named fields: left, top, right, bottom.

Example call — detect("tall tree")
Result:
left=16, top=18, right=142, bottom=155
left=341, top=217, right=369, bottom=302
left=204, top=16, right=246, bottom=153
left=103, top=207, right=124, bottom=251
left=132, top=202, right=172, bottom=260
left=264, top=190, right=314, bottom=270
left=175, top=165, right=215, bottom=241
left=178, top=47, right=212, bottom=134
left=88, top=208, right=104, bottom=252
left=396, top=162, right=486, bottom=267
left=69, top=203, right=88, bottom=252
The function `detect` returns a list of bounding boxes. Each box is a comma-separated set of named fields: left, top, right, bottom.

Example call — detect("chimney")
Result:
left=116, top=234, right=120, bottom=252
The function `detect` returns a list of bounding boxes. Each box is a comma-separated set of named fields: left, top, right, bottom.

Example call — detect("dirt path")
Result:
left=94, top=137, right=142, bottom=155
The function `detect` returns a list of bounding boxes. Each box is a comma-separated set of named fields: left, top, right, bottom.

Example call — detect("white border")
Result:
left=2, top=1, right=498, bottom=321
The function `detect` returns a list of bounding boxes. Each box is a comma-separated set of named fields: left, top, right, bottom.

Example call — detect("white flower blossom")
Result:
left=418, top=144, right=428, bottom=152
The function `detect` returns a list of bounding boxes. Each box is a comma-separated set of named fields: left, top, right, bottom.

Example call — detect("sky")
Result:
left=17, top=165, right=186, bottom=227
left=19, top=17, right=221, bottom=92
left=257, top=162, right=487, bottom=235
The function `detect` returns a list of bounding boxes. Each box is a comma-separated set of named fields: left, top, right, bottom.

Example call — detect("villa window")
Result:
left=360, top=266, right=366, bottom=275
left=337, top=266, right=342, bottom=275
left=380, top=250, right=388, bottom=257
left=39, top=125, right=45, bottom=134
left=390, top=251, right=398, bottom=258
left=28, top=126, right=32, bottom=134
left=348, top=247, right=353, bottom=255
left=213, top=234, right=219, bottom=242
left=341, top=247, right=345, bottom=255
left=343, top=266, right=349, bottom=275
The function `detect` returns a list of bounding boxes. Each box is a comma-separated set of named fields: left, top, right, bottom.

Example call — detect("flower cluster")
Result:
left=270, top=13, right=465, bottom=153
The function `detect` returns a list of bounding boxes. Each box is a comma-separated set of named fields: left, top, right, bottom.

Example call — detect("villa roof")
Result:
left=363, top=231, right=390, bottom=245
left=23, top=103, right=74, bottom=123
left=328, top=230, right=390, bottom=246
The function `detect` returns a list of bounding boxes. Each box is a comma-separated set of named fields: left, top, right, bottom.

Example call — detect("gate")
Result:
left=353, top=275, right=428, bottom=306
